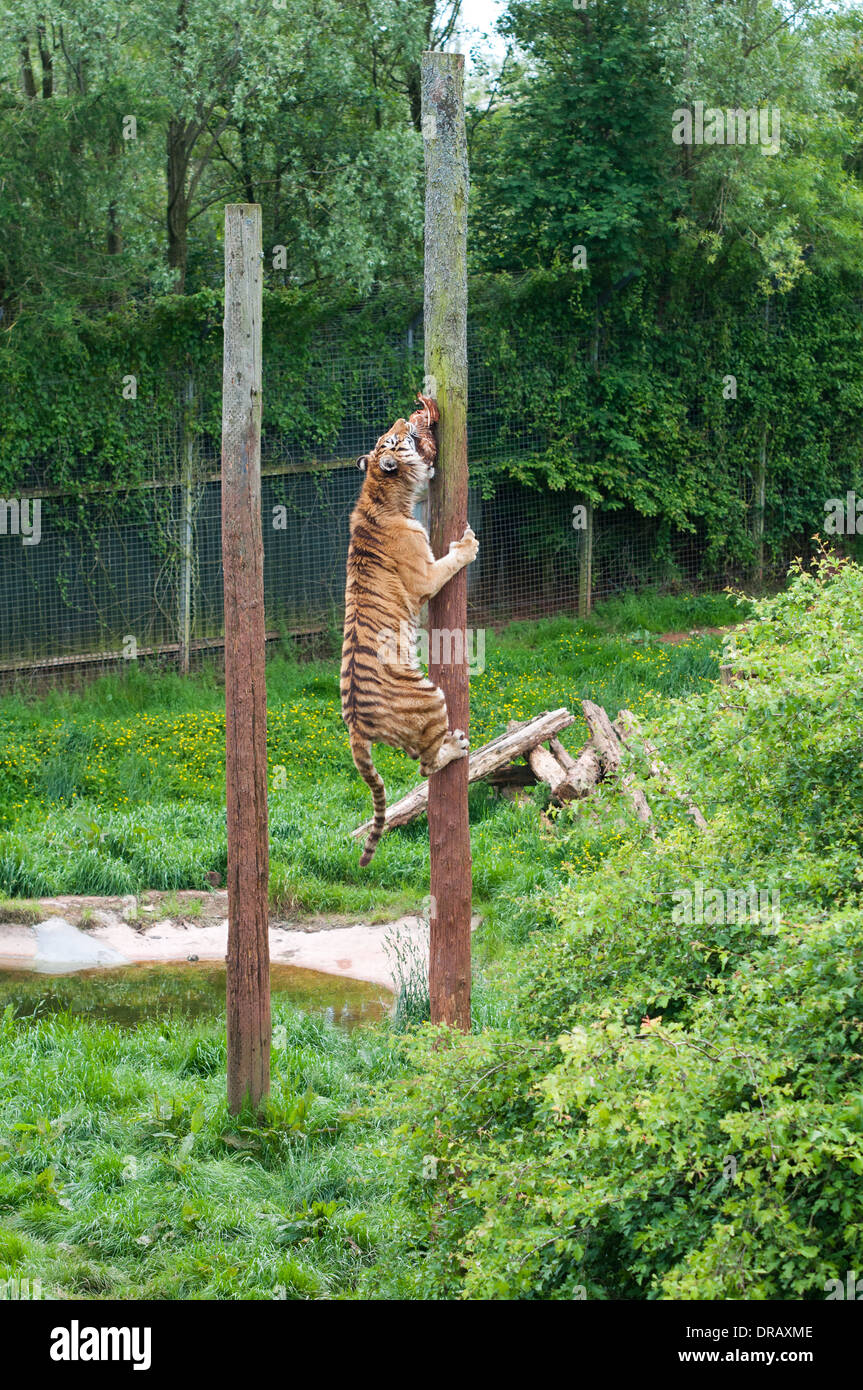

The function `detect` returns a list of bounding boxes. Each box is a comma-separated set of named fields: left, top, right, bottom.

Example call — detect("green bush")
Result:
left=377, top=552, right=863, bottom=1299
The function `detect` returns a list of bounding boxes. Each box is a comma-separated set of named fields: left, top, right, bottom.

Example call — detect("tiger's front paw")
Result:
left=454, top=525, right=478, bottom=563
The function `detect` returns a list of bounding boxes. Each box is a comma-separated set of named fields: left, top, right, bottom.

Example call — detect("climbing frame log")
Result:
left=351, top=701, right=707, bottom=841
left=352, top=708, right=575, bottom=838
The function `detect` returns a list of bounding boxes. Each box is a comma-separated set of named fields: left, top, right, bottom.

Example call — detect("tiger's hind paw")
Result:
left=421, top=728, right=470, bottom=777
left=451, top=728, right=469, bottom=755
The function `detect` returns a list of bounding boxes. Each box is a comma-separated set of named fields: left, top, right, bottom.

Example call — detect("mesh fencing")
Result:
left=0, top=328, right=837, bottom=683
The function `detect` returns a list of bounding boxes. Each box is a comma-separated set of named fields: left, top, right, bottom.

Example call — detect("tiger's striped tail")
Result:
left=350, top=730, right=387, bottom=866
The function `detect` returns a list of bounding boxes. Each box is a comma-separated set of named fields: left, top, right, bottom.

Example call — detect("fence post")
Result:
left=221, top=204, right=271, bottom=1113
left=753, top=296, right=771, bottom=587
left=178, top=373, right=195, bottom=675
left=423, top=50, right=472, bottom=1032
left=579, top=305, right=601, bottom=618
left=578, top=497, right=593, bottom=618
left=754, top=427, right=767, bottom=586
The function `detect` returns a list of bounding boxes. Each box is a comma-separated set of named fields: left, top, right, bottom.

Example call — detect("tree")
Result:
left=0, top=0, right=459, bottom=315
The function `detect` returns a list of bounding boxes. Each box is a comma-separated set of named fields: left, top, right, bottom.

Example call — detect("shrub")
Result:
left=377, top=553, right=863, bottom=1299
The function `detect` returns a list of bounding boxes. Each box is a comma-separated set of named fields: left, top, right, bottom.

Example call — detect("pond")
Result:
left=0, top=961, right=392, bottom=1031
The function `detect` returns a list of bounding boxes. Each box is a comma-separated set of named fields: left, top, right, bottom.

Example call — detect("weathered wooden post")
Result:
left=178, top=372, right=195, bottom=675
left=577, top=498, right=593, bottom=619
left=579, top=308, right=601, bottom=619
left=422, top=50, right=472, bottom=1031
left=221, top=204, right=271, bottom=1111
left=754, top=297, right=770, bottom=587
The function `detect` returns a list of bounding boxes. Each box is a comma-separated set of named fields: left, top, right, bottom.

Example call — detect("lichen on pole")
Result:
left=221, top=203, right=271, bottom=1111
left=422, top=51, right=472, bottom=1031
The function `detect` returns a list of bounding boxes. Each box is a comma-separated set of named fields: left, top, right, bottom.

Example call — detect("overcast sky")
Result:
left=454, top=0, right=508, bottom=66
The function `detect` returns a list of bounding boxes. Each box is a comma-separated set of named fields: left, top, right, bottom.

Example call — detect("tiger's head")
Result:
left=357, top=415, right=435, bottom=508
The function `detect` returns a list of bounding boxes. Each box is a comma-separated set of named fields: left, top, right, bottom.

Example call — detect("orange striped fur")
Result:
left=341, top=394, right=479, bottom=865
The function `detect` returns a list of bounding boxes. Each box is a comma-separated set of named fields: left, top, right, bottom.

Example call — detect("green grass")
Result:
left=0, top=896, right=42, bottom=925
left=0, top=589, right=749, bottom=1299
left=0, top=995, right=405, bottom=1299
left=580, top=587, right=741, bottom=636
left=0, top=592, right=744, bottom=937
left=159, top=894, right=203, bottom=920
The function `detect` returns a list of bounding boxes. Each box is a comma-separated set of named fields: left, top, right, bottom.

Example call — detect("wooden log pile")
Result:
left=351, top=702, right=705, bottom=843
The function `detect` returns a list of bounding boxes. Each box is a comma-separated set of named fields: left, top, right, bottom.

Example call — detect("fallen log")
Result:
left=546, top=735, right=602, bottom=795
left=578, top=700, right=656, bottom=827
left=351, top=707, right=575, bottom=839
left=526, top=741, right=578, bottom=800
left=620, top=771, right=656, bottom=832
left=350, top=699, right=702, bottom=842
left=485, top=765, right=538, bottom=788
left=505, top=719, right=598, bottom=803
left=581, top=700, right=622, bottom=776
left=548, top=734, right=584, bottom=771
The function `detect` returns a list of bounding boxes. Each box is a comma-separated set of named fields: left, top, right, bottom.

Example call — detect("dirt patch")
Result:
left=0, top=892, right=481, bottom=990
left=657, top=625, right=732, bottom=645
left=22, top=891, right=392, bottom=936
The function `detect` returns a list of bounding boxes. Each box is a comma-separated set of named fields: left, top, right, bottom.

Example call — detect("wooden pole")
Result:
left=755, top=426, right=767, bottom=586
left=422, top=51, right=471, bottom=1031
left=579, top=307, right=601, bottom=619
left=178, top=372, right=195, bottom=676
left=221, top=204, right=271, bottom=1113
left=578, top=497, right=593, bottom=619
left=754, top=297, right=770, bottom=588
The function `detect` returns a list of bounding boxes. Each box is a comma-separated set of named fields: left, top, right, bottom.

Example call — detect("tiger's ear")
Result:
left=356, top=455, right=369, bottom=471
left=379, top=455, right=398, bottom=473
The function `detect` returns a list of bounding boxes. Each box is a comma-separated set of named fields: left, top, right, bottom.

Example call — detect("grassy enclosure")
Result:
left=1, top=563, right=862, bottom=1299
left=0, top=591, right=742, bottom=1297
left=4, top=0, right=863, bottom=1319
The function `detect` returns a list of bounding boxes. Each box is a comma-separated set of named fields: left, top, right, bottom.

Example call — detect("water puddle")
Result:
left=0, top=961, right=392, bottom=1031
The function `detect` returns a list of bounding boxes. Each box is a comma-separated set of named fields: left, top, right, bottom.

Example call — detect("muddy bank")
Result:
left=0, top=890, right=479, bottom=990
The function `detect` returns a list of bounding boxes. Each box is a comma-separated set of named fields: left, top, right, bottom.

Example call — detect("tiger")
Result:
left=341, top=393, right=479, bottom=866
